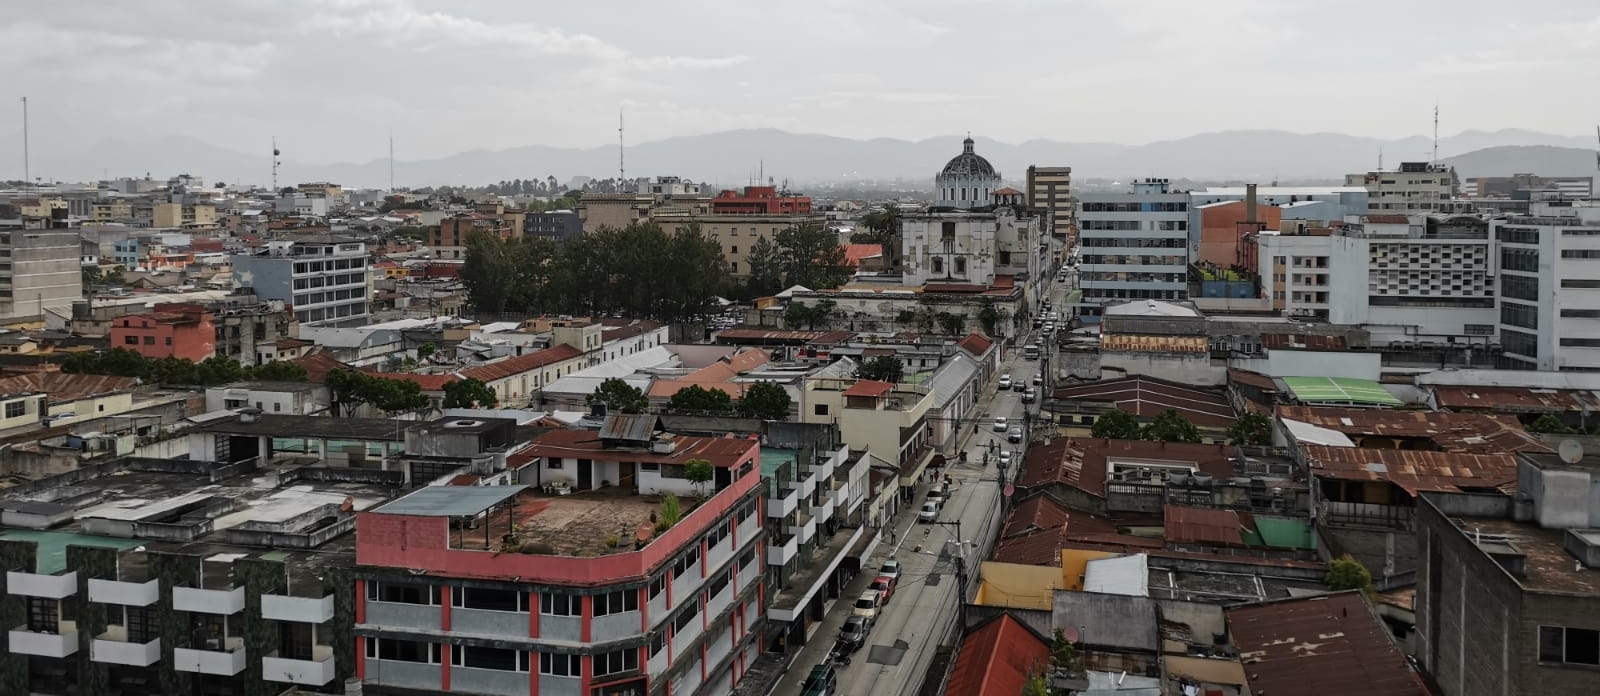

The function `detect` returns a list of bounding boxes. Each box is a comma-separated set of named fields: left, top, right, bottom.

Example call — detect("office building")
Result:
left=710, top=187, right=811, bottom=216
left=763, top=440, right=872, bottom=651
left=355, top=419, right=767, bottom=696
left=151, top=203, right=217, bottom=229
left=1025, top=166, right=1074, bottom=241
left=0, top=227, right=82, bottom=323
left=1491, top=201, right=1600, bottom=371
left=524, top=210, right=582, bottom=240
left=1077, top=179, right=1191, bottom=312
left=1467, top=174, right=1594, bottom=199
left=233, top=236, right=371, bottom=326
left=1345, top=162, right=1457, bottom=214
left=679, top=214, right=827, bottom=277
left=1323, top=214, right=1497, bottom=346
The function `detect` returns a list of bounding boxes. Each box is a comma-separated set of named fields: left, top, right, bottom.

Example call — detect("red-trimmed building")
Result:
left=110, top=303, right=217, bottom=361
left=354, top=420, right=766, bottom=696
left=709, top=187, right=811, bottom=216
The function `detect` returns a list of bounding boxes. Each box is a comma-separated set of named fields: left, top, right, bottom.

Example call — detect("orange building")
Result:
left=111, top=303, right=216, bottom=361
left=710, top=185, right=812, bottom=215
left=1197, top=200, right=1281, bottom=269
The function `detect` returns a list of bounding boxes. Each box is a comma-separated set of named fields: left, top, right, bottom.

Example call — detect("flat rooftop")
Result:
left=189, top=413, right=407, bottom=441
left=1451, top=516, right=1600, bottom=594
left=450, top=488, right=679, bottom=557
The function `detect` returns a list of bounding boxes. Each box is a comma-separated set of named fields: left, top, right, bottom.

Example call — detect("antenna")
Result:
left=271, top=137, right=281, bottom=191
left=388, top=132, right=395, bottom=192
left=1378, top=146, right=1384, bottom=172
left=1432, top=103, right=1439, bottom=165
left=759, top=160, right=764, bottom=187
left=618, top=107, right=625, bottom=189
left=19, top=97, right=29, bottom=191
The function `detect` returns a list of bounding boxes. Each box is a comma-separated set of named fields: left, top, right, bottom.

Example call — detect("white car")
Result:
left=1008, top=427, right=1024, bottom=443
left=918, top=501, right=941, bottom=523
left=998, top=374, right=1012, bottom=390
left=998, top=450, right=1013, bottom=466
left=993, top=416, right=1008, bottom=432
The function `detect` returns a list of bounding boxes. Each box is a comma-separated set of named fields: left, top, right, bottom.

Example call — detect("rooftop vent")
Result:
left=1472, top=531, right=1528, bottom=578
left=1564, top=529, right=1600, bottom=569
left=445, top=419, right=481, bottom=428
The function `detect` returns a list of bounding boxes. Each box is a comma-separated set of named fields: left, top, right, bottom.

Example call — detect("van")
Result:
left=1023, top=345, right=1040, bottom=360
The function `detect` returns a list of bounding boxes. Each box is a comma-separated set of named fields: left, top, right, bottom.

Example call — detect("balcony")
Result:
left=261, top=594, right=335, bottom=624
left=792, top=472, right=817, bottom=500
left=813, top=494, right=836, bottom=527
left=367, top=659, right=441, bottom=691
left=829, top=480, right=850, bottom=509
left=363, top=601, right=441, bottom=631
left=766, top=485, right=799, bottom=519
left=88, top=578, right=160, bottom=607
left=174, top=586, right=245, bottom=615
left=9, top=623, right=79, bottom=658
left=92, top=626, right=160, bottom=667
left=767, top=533, right=799, bottom=566
left=263, top=645, right=336, bottom=686
left=174, top=638, right=247, bottom=676
left=788, top=512, right=817, bottom=545
left=452, top=665, right=530, bottom=696
left=6, top=570, right=77, bottom=599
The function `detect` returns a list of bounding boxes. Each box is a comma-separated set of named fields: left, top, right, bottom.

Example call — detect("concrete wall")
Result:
left=1100, top=351, right=1224, bottom=386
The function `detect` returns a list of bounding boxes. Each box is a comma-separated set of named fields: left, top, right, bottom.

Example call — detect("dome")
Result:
left=939, top=137, right=998, bottom=178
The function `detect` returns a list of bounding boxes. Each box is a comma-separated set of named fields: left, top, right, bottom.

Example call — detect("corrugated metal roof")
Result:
left=1082, top=554, right=1149, bottom=596
left=1277, top=405, right=1551, bottom=454
left=926, top=354, right=981, bottom=408
left=1227, top=592, right=1428, bottom=696
left=1164, top=505, right=1252, bottom=546
left=945, top=614, right=1051, bottom=696
left=1301, top=445, right=1517, bottom=495
left=598, top=413, right=659, bottom=443
left=1052, top=376, right=1235, bottom=427
left=377, top=485, right=527, bottom=517
left=1431, top=384, right=1600, bottom=412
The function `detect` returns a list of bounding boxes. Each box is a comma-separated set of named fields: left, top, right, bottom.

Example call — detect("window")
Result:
left=3, top=400, right=25, bottom=419
left=707, top=570, right=730, bottom=599
left=1560, top=338, right=1600, bottom=348
left=706, top=521, right=729, bottom=549
left=1501, top=302, right=1538, bottom=330
left=123, top=606, right=156, bottom=643
left=164, top=337, right=172, bottom=345
left=26, top=598, right=58, bottom=632
left=648, top=575, right=666, bottom=599
left=367, top=638, right=442, bottom=663
left=594, top=649, right=640, bottom=677
left=124, top=335, right=138, bottom=345
left=1562, top=249, right=1600, bottom=259
left=729, top=246, right=738, bottom=254
left=540, top=592, right=576, bottom=616
left=366, top=581, right=441, bottom=605
left=672, top=547, right=700, bottom=577
left=1503, top=329, right=1539, bottom=359
left=1501, top=247, right=1540, bottom=272
left=738, top=547, right=756, bottom=568
left=813, top=404, right=829, bottom=416
left=454, top=645, right=529, bottom=672
left=1501, top=274, right=1540, bottom=302
left=593, top=589, right=640, bottom=616
left=540, top=652, right=578, bottom=676
left=142, top=336, right=155, bottom=345
left=1540, top=625, right=1600, bottom=666
left=1561, top=309, right=1600, bottom=319
left=453, top=587, right=528, bottom=612
left=674, top=599, right=700, bottom=632
left=1564, top=279, right=1600, bottom=289
left=1498, top=226, right=1540, bottom=244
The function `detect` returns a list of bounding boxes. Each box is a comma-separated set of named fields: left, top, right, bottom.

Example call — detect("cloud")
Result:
left=0, top=22, right=274, bottom=84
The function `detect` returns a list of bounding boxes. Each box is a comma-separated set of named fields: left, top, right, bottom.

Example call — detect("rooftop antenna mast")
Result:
left=19, top=97, right=29, bottom=191
left=618, top=107, right=625, bottom=189
left=1594, top=125, right=1599, bottom=175
left=1432, top=103, right=1440, bottom=165
left=271, top=137, right=281, bottom=191
left=388, top=132, right=395, bottom=192
left=1378, top=146, right=1384, bottom=172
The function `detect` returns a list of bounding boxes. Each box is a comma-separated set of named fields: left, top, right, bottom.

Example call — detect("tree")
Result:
left=977, top=300, right=1005, bottom=337
left=656, top=493, right=683, bottom=533
left=251, top=361, right=309, bottom=382
left=327, top=370, right=430, bottom=417
left=684, top=459, right=714, bottom=497
left=1226, top=411, right=1273, bottom=446
left=775, top=223, right=852, bottom=290
left=667, top=385, right=735, bottom=415
left=443, top=377, right=499, bottom=409
left=1528, top=414, right=1575, bottom=434
left=1141, top=408, right=1202, bottom=443
left=739, top=382, right=792, bottom=421
left=1022, top=673, right=1049, bottom=696
left=935, top=311, right=965, bottom=336
left=745, top=235, right=784, bottom=296
left=1325, top=554, right=1375, bottom=597
left=589, top=378, right=648, bottom=414
left=417, top=342, right=437, bottom=362
left=856, top=355, right=904, bottom=383
left=1090, top=409, right=1142, bottom=440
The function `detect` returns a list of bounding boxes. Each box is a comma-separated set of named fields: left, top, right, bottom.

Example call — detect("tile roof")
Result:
left=1164, top=505, right=1252, bottom=546
left=715, top=328, right=832, bottom=343
left=1276, top=406, right=1552, bottom=455
left=458, top=344, right=584, bottom=383
left=1430, top=385, right=1600, bottom=413
left=842, top=243, right=883, bottom=266
left=600, top=320, right=663, bottom=343
left=0, top=373, right=138, bottom=403
left=992, top=494, right=1123, bottom=566
left=361, top=372, right=459, bottom=391
left=944, top=614, right=1051, bottom=696
left=957, top=332, right=994, bottom=358
left=842, top=380, right=895, bottom=398
left=1227, top=368, right=1279, bottom=391
left=1051, top=376, right=1236, bottom=428
left=289, top=350, right=349, bottom=382
left=1362, top=214, right=1413, bottom=224
left=1017, top=438, right=1236, bottom=498
left=1301, top=445, right=1518, bottom=495
left=1227, top=592, right=1428, bottom=696
left=646, top=349, right=770, bottom=398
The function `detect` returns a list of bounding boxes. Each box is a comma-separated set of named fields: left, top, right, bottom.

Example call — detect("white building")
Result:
left=900, top=208, right=1038, bottom=287
left=1323, top=214, right=1496, bottom=345
left=1256, top=230, right=1334, bottom=319
left=274, top=194, right=329, bottom=217
left=1078, top=179, right=1191, bottom=312
left=233, top=236, right=372, bottom=326
left=1491, top=201, right=1600, bottom=371
left=0, top=228, right=82, bottom=323
left=935, top=137, right=1002, bottom=210
left=1345, top=162, right=1457, bottom=214
left=1190, top=185, right=1368, bottom=228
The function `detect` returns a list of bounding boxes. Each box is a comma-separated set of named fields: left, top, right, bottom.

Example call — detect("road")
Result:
left=772, top=268, right=1075, bottom=696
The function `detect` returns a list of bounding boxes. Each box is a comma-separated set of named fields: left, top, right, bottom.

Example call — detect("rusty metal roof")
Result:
left=1017, top=438, right=1235, bottom=497
left=1431, top=385, right=1600, bottom=413
left=1227, top=592, right=1428, bottom=696
left=1261, top=333, right=1347, bottom=350
left=1052, top=376, right=1235, bottom=428
left=1301, top=445, right=1517, bottom=495
left=1228, top=368, right=1279, bottom=391
left=1164, top=505, right=1252, bottom=546
left=1276, top=406, right=1552, bottom=455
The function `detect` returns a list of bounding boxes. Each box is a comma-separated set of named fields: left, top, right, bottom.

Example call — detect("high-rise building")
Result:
left=0, top=225, right=82, bottom=324
left=1345, top=162, right=1457, bottom=214
left=1325, top=214, right=1497, bottom=345
left=1490, top=201, right=1600, bottom=371
left=1077, top=179, right=1190, bottom=313
left=233, top=236, right=371, bottom=326
left=1025, top=166, right=1073, bottom=241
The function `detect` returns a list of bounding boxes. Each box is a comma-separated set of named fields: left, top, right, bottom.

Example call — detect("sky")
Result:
left=2, top=0, right=1599, bottom=164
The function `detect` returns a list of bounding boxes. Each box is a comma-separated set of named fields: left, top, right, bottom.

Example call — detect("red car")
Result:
left=869, top=575, right=897, bottom=605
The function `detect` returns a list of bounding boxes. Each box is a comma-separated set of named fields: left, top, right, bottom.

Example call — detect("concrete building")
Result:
left=524, top=210, right=582, bottom=239
left=899, top=208, right=1039, bottom=287
left=1254, top=226, right=1334, bottom=319
left=1414, top=449, right=1600, bottom=696
left=109, top=303, right=217, bottom=361
left=682, top=214, right=827, bottom=277
left=151, top=203, right=217, bottom=228
left=710, top=186, right=811, bottom=216
left=1467, top=174, right=1594, bottom=199
left=1324, top=214, right=1497, bottom=346
left=1025, top=165, right=1074, bottom=241
left=762, top=439, right=872, bottom=652
left=233, top=236, right=371, bottom=327
left=205, top=380, right=331, bottom=415
left=355, top=422, right=767, bottom=696
left=1077, top=179, right=1191, bottom=313
left=211, top=298, right=299, bottom=366
left=275, top=194, right=329, bottom=217
left=0, top=228, right=82, bottom=323
left=1345, top=162, right=1458, bottom=214
left=935, top=137, right=1003, bottom=210
left=1196, top=196, right=1281, bottom=270
left=431, top=211, right=517, bottom=260
left=1189, top=186, right=1368, bottom=227
left=1490, top=201, right=1600, bottom=372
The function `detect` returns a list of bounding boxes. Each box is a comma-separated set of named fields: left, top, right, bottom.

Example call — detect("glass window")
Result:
left=593, top=589, right=640, bottom=617
left=594, top=648, right=640, bottom=677
left=540, top=652, right=577, bottom=676
left=540, top=593, right=576, bottom=616
left=454, top=645, right=527, bottom=672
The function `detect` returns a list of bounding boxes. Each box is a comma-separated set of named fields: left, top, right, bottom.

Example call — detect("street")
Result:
left=771, top=264, right=1074, bottom=696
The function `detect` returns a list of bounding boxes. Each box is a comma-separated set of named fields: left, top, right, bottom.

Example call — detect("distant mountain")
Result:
left=1441, top=145, right=1599, bottom=179
left=2, top=128, right=1593, bottom=188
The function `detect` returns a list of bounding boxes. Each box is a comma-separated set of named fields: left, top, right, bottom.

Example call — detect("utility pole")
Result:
left=20, top=97, right=29, bottom=190
left=389, top=132, right=395, bottom=193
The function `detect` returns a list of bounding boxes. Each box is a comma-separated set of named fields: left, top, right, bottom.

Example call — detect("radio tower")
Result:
left=1431, top=103, right=1440, bottom=164
left=388, top=133, right=395, bottom=192
left=271, top=137, right=281, bottom=191
left=19, top=97, right=29, bottom=191
left=618, top=107, right=626, bottom=190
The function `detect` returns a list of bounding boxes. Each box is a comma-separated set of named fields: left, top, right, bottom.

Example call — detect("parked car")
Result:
left=1008, top=427, right=1023, bottom=443
left=1012, top=380, right=1026, bottom=392
left=1021, top=389, right=1036, bottom=404
left=1032, top=374, right=1043, bottom=386
left=802, top=664, right=838, bottom=696
left=998, top=450, right=1013, bottom=466
left=998, top=374, right=1012, bottom=390
left=851, top=590, right=882, bottom=622
left=878, top=559, right=902, bottom=581
left=837, top=616, right=870, bottom=653
left=870, top=575, right=897, bottom=604
left=993, top=416, right=1008, bottom=432
left=927, top=486, right=947, bottom=505
left=918, top=501, right=941, bottom=523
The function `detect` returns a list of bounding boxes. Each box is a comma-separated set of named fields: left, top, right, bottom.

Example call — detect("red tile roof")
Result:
left=458, top=344, right=584, bottom=383
left=842, top=380, right=895, bottom=398
left=1362, top=214, right=1413, bottom=224
left=993, top=187, right=1023, bottom=196
left=1276, top=406, right=1551, bottom=455
left=289, top=350, right=349, bottom=383
left=1052, top=376, right=1235, bottom=428
left=1301, top=445, right=1518, bottom=496
left=1164, top=505, right=1252, bottom=546
left=944, top=614, right=1051, bottom=696
left=957, top=332, right=995, bottom=358
left=842, top=243, right=883, bottom=266
left=1227, top=368, right=1279, bottom=391
left=1017, top=438, right=1235, bottom=498
left=362, top=372, right=460, bottom=392
left=1227, top=592, right=1428, bottom=696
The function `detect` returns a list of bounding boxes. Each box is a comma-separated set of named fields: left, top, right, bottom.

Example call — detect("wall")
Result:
left=1198, top=201, right=1282, bottom=267
left=1231, top=349, right=1380, bottom=380
left=0, top=394, right=44, bottom=430
left=1100, top=351, right=1224, bottom=386
left=50, top=392, right=136, bottom=420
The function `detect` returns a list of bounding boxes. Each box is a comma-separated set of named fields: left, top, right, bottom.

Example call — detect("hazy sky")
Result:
left=3, top=0, right=1599, bottom=163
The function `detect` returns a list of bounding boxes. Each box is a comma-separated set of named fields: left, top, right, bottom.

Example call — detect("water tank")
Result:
left=1191, top=473, right=1213, bottom=488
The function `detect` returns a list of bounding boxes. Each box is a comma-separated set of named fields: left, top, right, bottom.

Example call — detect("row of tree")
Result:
left=742, top=223, right=854, bottom=298
left=61, top=349, right=309, bottom=386
left=585, top=378, right=793, bottom=421
left=1088, top=409, right=1274, bottom=446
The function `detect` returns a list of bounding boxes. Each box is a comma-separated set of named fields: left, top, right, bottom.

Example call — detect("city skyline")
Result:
left=2, top=0, right=1599, bottom=165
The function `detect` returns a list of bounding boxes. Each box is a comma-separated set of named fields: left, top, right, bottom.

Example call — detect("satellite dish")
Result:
left=1559, top=439, right=1585, bottom=465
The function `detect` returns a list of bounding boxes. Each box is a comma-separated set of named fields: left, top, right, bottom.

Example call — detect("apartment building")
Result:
left=110, top=303, right=217, bottom=361
left=761, top=439, right=871, bottom=651
left=431, top=212, right=518, bottom=260
left=710, top=187, right=811, bottom=216
left=0, top=228, right=82, bottom=323
left=1468, top=174, right=1594, bottom=199
left=212, top=299, right=299, bottom=366
left=1255, top=227, right=1334, bottom=319
left=355, top=421, right=766, bottom=696
left=525, top=210, right=582, bottom=239
left=275, top=194, right=329, bottom=217
left=580, top=188, right=712, bottom=236
left=1025, top=165, right=1074, bottom=241
left=1321, top=214, right=1497, bottom=345
left=671, top=214, right=826, bottom=278
left=1077, top=179, right=1191, bottom=311
left=799, top=378, right=936, bottom=489
left=1490, top=201, right=1600, bottom=371
left=1415, top=450, right=1600, bottom=696
left=1345, top=162, right=1457, bottom=214
left=233, top=236, right=371, bottom=327
left=152, top=203, right=217, bottom=228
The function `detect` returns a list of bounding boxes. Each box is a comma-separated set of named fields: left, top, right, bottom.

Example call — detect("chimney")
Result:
left=1245, top=184, right=1258, bottom=224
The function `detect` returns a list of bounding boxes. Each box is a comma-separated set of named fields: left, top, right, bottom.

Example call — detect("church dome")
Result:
left=939, top=137, right=998, bottom=178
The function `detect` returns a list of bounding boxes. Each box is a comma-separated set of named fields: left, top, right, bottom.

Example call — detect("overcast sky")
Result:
left=3, top=0, right=1598, bottom=163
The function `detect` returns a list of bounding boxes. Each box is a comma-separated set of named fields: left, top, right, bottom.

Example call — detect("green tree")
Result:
left=856, top=355, right=904, bottom=383
left=443, top=377, right=499, bottom=409
left=667, top=385, right=735, bottom=415
left=977, top=300, right=1004, bottom=336
left=1022, top=673, right=1049, bottom=696
left=1325, top=554, right=1375, bottom=597
left=1226, top=411, right=1273, bottom=446
left=327, top=370, right=430, bottom=417
left=656, top=493, right=683, bottom=533
left=1090, top=409, right=1142, bottom=440
left=460, top=231, right=522, bottom=314
left=684, top=458, right=714, bottom=497
left=775, top=223, right=852, bottom=290
left=1141, top=408, right=1202, bottom=443
left=417, top=342, right=437, bottom=362
left=936, top=311, right=965, bottom=336
left=744, top=235, right=784, bottom=296
left=1528, top=414, right=1575, bottom=434
left=859, top=205, right=901, bottom=245
left=739, top=382, right=792, bottom=421
left=589, top=377, right=648, bottom=414
left=250, top=361, right=309, bottom=382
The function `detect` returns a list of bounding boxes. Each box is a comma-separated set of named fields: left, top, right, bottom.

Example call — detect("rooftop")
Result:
left=1281, top=376, right=1402, bottom=406
left=189, top=413, right=407, bottom=441
left=1439, top=513, right=1600, bottom=594
left=1051, top=590, right=1160, bottom=653
left=957, top=332, right=995, bottom=357
left=375, top=485, right=525, bottom=517
left=945, top=614, right=1051, bottom=696
left=458, top=343, right=585, bottom=383
left=1051, top=376, right=1235, bottom=428
left=1104, top=299, right=1199, bottom=318
left=1277, top=406, right=1551, bottom=455
left=1430, top=384, right=1600, bottom=413
left=0, top=373, right=139, bottom=403
left=842, top=380, right=895, bottom=398
left=1226, top=592, right=1428, bottom=696
left=1302, top=446, right=1517, bottom=495
left=1017, top=438, right=1236, bottom=498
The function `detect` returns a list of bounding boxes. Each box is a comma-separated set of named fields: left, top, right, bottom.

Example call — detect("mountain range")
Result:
left=2, top=128, right=1595, bottom=189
